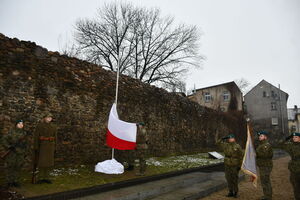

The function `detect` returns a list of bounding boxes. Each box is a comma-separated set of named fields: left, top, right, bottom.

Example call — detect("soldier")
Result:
left=279, top=132, right=300, bottom=200
left=1, top=120, right=28, bottom=187
left=217, top=134, right=243, bottom=198
left=33, top=113, right=57, bottom=184
left=256, top=131, right=273, bottom=200
left=135, top=122, right=148, bottom=176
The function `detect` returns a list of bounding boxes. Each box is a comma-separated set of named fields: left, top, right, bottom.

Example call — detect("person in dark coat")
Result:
left=33, top=113, right=57, bottom=184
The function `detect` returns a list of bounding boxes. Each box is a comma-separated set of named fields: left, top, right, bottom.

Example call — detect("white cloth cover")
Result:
left=95, top=159, right=124, bottom=174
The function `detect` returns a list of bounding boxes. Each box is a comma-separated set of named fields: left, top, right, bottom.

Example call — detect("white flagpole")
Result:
left=112, top=51, right=121, bottom=160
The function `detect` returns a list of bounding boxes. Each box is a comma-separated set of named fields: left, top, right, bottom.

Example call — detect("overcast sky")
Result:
left=0, top=0, right=299, bottom=107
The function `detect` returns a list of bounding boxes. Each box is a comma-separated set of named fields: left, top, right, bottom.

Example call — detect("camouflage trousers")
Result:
left=4, top=153, right=25, bottom=184
left=224, top=165, right=240, bottom=193
left=135, top=149, right=147, bottom=175
left=259, top=166, right=273, bottom=200
left=290, top=172, right=300, bottom=200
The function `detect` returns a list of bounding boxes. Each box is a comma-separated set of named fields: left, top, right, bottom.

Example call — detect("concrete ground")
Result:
left=200, top=156, right=294, bottom=200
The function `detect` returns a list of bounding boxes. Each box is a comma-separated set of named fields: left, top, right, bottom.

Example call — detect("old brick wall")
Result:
left=0, top=33, right=246, bottom=164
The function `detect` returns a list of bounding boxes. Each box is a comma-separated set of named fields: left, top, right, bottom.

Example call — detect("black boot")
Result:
left=226, top=191, right=234, bottom=197
left=127, top=164, right=134, bottom=171
left=12, top=182, right=21, bottom=187
left=44, top=179, right=52, bottom=184
left=233, top=191, right=238, bottom=198
left=7, top=182, right=21, bottom=188
left=37, top=179, right=47, bottom=184
left=7, top=182, right=14, bottom=187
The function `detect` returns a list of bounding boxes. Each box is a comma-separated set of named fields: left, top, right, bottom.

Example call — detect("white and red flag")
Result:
left=106, top=103, right=137, bottom=150
left=241, top=124, right=258, bottom=187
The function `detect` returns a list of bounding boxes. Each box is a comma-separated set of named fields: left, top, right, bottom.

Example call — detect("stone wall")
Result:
left=0, top=33, right=246, bottom=164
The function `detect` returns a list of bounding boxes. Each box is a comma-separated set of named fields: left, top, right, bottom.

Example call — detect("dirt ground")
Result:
left=201, top=156, right=294, bottom=200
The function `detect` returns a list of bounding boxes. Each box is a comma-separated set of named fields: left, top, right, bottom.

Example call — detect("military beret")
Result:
left=292, top=132, right=300, bottom=137
left=43, top=112, right=53, bottom=118
left=227, top=134, right=235, bottom=138
left=15, top=119, right=23, bottom=125
left=257, top=131, right=269, bottom=136
left=137, top=122, right=145, bottom=126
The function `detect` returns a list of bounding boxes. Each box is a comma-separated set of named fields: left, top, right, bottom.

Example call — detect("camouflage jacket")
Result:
left=1, top=128, right=28, bottom=155
left=279, top=141, right=300, bottom=173
left=255, top=140, right=273, bottom=167
left=136, top=127, right=148, bottom=150
left=217, top=139, right=243, bottom=167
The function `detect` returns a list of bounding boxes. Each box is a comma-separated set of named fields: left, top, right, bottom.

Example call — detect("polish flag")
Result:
left=241, top=124, right=258, bottom=187
left=106, top=103, right=137, bottom=150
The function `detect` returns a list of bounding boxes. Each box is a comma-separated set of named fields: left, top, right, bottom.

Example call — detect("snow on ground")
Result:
left=146, top=153, right=223, bottom=169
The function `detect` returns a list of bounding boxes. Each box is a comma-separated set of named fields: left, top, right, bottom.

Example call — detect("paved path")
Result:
left=71, top=150, right=287, bottom=200
left=200, top=156, right=294, bottom=200
left=71, top=167, right=244, bottom=200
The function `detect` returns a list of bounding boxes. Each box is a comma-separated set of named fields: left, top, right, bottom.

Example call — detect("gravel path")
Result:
left=200, top=156, right=294, bottom=200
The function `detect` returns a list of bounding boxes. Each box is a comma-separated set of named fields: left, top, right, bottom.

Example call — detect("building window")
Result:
left=271, top=90, right=277, bottom=98
left=263, top=91, right=266, bottom=97
left=271, top=117, right=278, bottom=126
left=223, top=91, right=230, bottom=102
left=271, top=102, right=277, bottom=110
left=204, top=92, right=211, bottom=102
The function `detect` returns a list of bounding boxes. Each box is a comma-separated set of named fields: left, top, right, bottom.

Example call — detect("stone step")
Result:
left=73, top=172, right=211, bottom=200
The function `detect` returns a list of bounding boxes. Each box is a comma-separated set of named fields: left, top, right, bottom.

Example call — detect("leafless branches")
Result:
left=73, top=2, right=202, bottom=87
left=235, top=78, right=251, bottom=93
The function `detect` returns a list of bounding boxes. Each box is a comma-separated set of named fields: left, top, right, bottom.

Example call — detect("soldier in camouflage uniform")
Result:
left=256, top=131, right=273, bottom=200
left=1, top=120, right=28, bottom=187
left=135, top=122, right=148, bottom=176
left=33, top=113, right=57, bottom=184
left=279, top=132, right=300, bottom=200
left=217, top=134, right=243, bottom=198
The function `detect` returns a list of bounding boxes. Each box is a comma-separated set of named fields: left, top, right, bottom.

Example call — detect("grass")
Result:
left=3, top=152, right=223, bottom=198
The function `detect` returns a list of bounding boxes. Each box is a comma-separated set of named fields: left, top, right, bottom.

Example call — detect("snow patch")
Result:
left=95, top=159, right=124, bottom=174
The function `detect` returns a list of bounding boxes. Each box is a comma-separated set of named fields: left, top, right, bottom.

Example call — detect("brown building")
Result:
left=188, top=81, right=243, bottom=112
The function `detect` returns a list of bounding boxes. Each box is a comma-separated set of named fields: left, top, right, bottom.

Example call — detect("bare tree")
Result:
left=58, top=34, right=81, bottom=57
left=162, top=79, right=186, bottom=93
left=235, top=78, right=251, bottom=93
left=73, top=2, right=202, bottom=87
